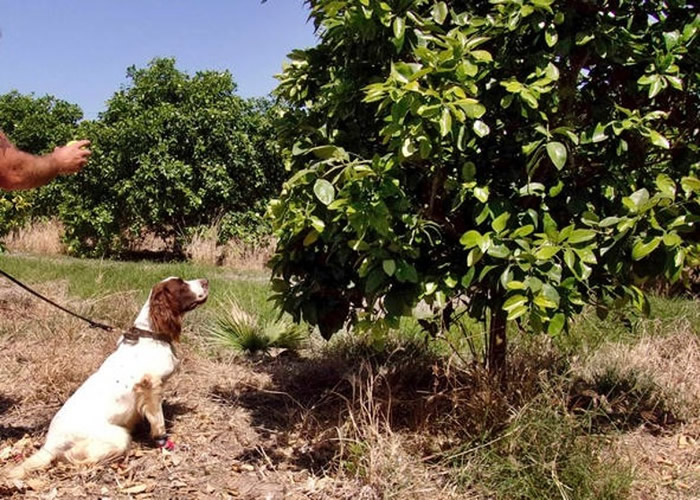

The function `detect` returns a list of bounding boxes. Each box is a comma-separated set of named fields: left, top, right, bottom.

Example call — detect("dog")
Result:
left=8, top=276, right=208, bottom=478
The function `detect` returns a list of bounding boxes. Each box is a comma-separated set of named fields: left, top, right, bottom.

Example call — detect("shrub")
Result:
left=270, top=0, right=700, bottom=380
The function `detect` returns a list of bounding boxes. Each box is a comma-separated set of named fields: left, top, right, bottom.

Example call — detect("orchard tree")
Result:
left=0, top=91, right=83, bottom=235
left=270, top=0, right=700, bottom=380
left=59, top=58, right=283, bottom=256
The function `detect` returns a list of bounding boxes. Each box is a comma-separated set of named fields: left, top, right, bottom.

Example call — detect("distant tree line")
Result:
left=0, top=58, right=284, bottom=257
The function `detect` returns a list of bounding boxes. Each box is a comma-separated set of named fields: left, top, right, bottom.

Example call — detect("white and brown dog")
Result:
left=9, top=277, right=208, bottom=478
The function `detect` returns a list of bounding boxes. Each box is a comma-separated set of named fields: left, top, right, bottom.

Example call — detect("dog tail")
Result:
left=7, top=446, right=57, bottom=479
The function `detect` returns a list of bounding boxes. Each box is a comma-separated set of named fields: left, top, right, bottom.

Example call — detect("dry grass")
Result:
left=571, top=331, right=700, bottom=422
left=333, top=364, right=460, bottom=499
left=0, top=219, right=274, bottom=271
left=0, top=270, right=696, bottom=499
left=607, top=419, right=700, bottom=499
left=185, top=224, right=274, bottom=270
left=1, top=219, right=65, bottom=255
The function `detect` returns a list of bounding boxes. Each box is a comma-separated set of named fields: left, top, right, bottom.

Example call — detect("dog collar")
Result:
left=122, top=327, right=173, bottom=345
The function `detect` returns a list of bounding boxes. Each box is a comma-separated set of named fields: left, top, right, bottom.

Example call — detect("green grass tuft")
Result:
left=208, top=295, right=307, bottom=355
left=451, top=398, right=634, bottom=499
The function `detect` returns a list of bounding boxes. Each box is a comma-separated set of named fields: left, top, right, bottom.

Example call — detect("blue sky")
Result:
left=0, top=0, right=317, bottom=119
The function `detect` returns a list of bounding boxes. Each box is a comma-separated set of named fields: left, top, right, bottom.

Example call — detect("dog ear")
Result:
left=148, top=283, right=182, bottom=342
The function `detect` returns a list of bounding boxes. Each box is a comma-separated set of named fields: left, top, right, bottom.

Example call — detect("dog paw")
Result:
left=154, top=437, right=175, bottom=451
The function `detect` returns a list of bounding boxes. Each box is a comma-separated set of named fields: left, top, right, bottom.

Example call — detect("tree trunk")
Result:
left=487, top=308, right=508, bottom=387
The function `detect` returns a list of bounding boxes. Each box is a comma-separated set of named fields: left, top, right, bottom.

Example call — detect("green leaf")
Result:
left=662, top=232, right=681, bottom=247
left=507, top=280, right=526, bottom=290
left=491, top=212, right=511, bottom=234
left=541, top=283, right=560, bottom=306
left=488, top=245, right=510, bottom=259
left=313, top=179, right=335, bottom=206
left=512, top=225, right=534, bottom=238
left=473, top=120, right=490, bottom=137
left=632, top=237, right=661, bottom=260
left=625, top=188, right=649, bottom=211
left=309, top=145, right=345, bottom=160
left=462, top=102, right=486, bottom=119
left=547, top=313, right=565, bottom=336
left=545, top=27, right=558, bottom=47
left=365, top=268, right=387, bottom=294
left=303, top=230, right=319, bottom=246
left=503, top=294, right=528, bottom=311
left=439, top=108, right=452, bottom=137
left=507, top=305, right=528, bottom=321
left=431, top=1, right=448, bottom=24
left=424, top=281, right=438, bottom=295
left=471, top=50, right=493, bottom=62
left=393, top=16, right=405, bottom=39
left=401, top=137, right=417, bottom=157
left=520, top=90, right=539, bottom=109
left=546, top=142, right=567, bottom=170
left=681, top=176, right=700, bottom=193
left=534, top=295, right=557, bottom=309
left=467, top=248, right=483, bottom=266
left=534, top=245, right=560, bottom=260
left=310, top=216, right=325, bottom=233
left=599, top=217, right=621, bottom=228
left=567, top=229, right=596, bottom=244
left=648, top=76, right=665, bottom=98
left=656, top=174, right=676, bottom=198
left=396, top=261, right=419, bottom=283
left=474, top=186, right=489, bottom=203
left=648, top=130, right=670, bottom=149
left=461, top=267, right=476, bottom=288
left=460, top=230, right=482, bottom=249
left=461, top=162, right=476, bottom=181
left=592, top=123, right=607, bottom=143
left=382, top=259, right=396, bottom=276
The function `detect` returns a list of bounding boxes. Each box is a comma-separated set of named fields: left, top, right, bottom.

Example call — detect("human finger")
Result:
left=70, top=139, right=91, bottom=148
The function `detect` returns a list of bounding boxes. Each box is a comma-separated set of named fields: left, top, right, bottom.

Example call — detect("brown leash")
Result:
left=0, top=267, right=169, bottom=344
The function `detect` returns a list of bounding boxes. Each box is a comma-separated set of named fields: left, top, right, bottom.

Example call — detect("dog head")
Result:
left=148, top=277, right=209, bottom=341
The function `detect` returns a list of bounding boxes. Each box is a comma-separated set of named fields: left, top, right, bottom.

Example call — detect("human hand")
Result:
left=51, top=140, right=91, bottom=174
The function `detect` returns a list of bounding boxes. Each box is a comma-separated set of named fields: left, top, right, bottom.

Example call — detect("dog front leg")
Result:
left=136, top=376, right=166, bottom=440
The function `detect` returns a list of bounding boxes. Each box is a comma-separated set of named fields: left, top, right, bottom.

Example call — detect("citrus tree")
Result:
left=57, top=58, right=283, bottom=256
left=270, top=0, right=700, bottom=379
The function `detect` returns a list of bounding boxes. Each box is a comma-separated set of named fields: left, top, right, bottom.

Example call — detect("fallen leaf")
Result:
left=122, top=484, right=148, bottom=494
left=0, top=446, right=13, bottom=460
left=25, top=478, right=46, bottom=491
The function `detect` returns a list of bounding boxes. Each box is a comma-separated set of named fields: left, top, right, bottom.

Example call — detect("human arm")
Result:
left=0, top=131, right=91, bottom=190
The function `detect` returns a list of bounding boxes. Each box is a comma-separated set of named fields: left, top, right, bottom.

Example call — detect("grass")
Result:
left=0, top=253, right=270, bottom=303
left=451, top=399, right=634, bottom=499
left=208, top=295, right=308, bottom=355
left=0, top=252, right=697, bottom=498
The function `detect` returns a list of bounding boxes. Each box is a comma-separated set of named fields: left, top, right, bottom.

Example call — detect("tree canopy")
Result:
left=57, top=58, right=283, bottom=255
left=270, top=0, right=700, bottom=375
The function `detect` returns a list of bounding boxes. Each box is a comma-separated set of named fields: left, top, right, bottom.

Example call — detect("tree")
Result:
left=270, top=0, right=700, bottom=380
left=58, top=58, right=284, bottom=256
left=0, top=91, right=83, bottom=236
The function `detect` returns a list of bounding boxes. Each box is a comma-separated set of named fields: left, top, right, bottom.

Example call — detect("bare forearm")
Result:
left=0, top=132, right=61, bottom=190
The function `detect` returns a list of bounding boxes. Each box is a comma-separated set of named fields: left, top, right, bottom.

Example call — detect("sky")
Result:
left=0, top=0, right=317, bottom=119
